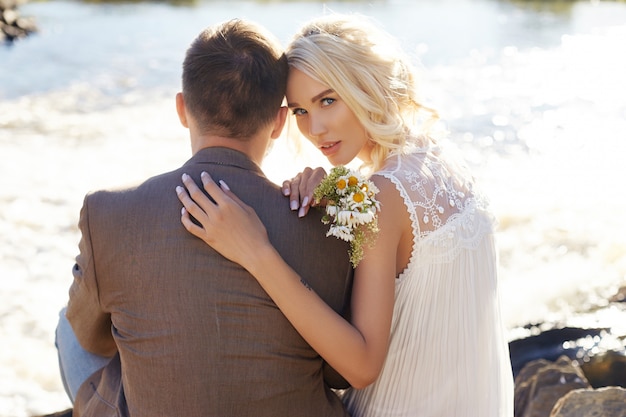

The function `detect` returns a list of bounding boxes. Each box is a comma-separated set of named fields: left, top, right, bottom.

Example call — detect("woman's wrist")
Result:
left=243, top=241, right=280, bottom=282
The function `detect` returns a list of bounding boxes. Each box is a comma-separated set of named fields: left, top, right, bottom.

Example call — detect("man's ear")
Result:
left=176, top=92, right=188, bottom=128
left=270, top=106, right=288, bottom=139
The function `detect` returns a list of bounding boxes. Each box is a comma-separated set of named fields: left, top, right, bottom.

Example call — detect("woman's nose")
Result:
left=308, top=114, right=327, bottom=137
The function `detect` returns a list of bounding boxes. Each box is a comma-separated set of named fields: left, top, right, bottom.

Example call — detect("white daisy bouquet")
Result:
left=313, top=166, right=381, bottom=267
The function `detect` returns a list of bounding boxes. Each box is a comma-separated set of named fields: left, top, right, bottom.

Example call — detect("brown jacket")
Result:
left=66, top=147, right=353, bottom=417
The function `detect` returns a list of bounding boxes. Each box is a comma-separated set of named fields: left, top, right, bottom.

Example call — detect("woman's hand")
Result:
left=282, top=167, right=327, bottom=218
left=176, top=171, right=270, bottom=269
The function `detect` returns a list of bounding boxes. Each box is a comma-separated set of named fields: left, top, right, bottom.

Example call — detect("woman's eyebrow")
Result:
left=287, top=89, right=335, bottom=108
left=310, top=89, right=334, bottom=103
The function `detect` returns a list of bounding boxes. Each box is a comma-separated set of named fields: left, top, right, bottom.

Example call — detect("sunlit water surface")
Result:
left=1, top=0, right=626, bottom=415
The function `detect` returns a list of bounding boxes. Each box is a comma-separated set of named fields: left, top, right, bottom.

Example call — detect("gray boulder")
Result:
left=514, top=355, right=591, bottom=417
left=550, top=386, right=626, bottom=417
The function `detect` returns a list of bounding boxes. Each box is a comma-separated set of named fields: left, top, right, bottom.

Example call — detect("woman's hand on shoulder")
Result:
left=282, top=167, right=327, bottom=218
left=176, top=171, right=270, bottom=270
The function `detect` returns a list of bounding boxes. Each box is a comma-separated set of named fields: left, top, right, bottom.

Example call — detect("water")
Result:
left=1, top=0, right=626, bottom=415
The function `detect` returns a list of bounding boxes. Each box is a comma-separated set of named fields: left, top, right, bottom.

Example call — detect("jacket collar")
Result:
left=183, top=147, right=265, bottom=177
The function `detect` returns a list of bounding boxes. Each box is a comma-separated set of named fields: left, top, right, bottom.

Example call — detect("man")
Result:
left=56, top=19, right=353, bottom=417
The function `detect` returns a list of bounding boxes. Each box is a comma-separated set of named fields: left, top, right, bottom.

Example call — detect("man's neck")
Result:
left=191, top=135, right=268, bottom=167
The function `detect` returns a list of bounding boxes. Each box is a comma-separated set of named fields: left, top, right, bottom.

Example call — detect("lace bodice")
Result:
left=374, top=145, right=495, bottom=266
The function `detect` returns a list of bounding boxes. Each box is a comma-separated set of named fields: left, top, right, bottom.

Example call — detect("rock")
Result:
left=580, top=350, right=626, bottom=388
left=3, top=8, right=17, bottom=24
left=609, top=285, right=626, bottom=303
left=514, top=355, right=591, bottom=417
left=0, top=0, right=37, bottom=43
left=549, top=386, right=626, bottom=417
left=0, top=0, right=18, bottom=10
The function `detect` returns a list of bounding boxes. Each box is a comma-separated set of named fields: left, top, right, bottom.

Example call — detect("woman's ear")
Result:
left=176, top=92, right=189, bottom=128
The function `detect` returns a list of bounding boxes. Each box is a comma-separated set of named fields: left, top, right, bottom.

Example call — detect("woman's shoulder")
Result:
left=378, top=141, right=477, bottom=183
left=374, top=146, right=430, bottom=182
left=369, top=162, right=415, bottom=226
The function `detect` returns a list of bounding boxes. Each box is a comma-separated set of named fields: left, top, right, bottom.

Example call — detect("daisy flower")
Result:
left=313, top=166, right=381, bottom=267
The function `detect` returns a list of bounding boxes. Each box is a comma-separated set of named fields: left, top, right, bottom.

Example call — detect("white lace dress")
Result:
left=340, top=146, right=514, bottom=417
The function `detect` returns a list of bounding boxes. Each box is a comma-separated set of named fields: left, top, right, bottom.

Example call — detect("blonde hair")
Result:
left=286, top=14, right=438, bottom=172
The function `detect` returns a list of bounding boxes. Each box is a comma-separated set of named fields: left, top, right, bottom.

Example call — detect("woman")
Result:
left=176, top=14, right=514, bottom=417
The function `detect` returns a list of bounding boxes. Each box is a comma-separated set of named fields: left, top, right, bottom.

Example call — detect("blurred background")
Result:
left=1, top=0, right=625, bottom=415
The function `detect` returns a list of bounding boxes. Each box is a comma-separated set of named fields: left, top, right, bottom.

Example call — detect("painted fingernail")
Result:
left=298, top=206, right=306, bottom=218
left=181, top=207, right=186, bottom=215
left=302, top=196, right=309, bottom=207
left=283, top=188, right=290, bottom=196
left=176, top=186, right=183, bottom=194
left=182, top=173, right=189, bottom=181
left=219, top=180, right=230, bottom=191
left=201, top=172, right=213, bottom=185
left=290, top=200, right=299, bottom=210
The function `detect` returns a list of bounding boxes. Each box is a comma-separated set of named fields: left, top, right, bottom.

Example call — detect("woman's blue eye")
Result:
left=321, top=98, right=335, bottom=106
left=292, top=108, right=307, bottom=116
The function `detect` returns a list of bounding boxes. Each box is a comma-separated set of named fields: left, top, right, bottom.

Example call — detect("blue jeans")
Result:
left=55, top=307, right=113, bottom=403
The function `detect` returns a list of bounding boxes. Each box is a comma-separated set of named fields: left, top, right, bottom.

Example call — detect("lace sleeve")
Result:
left=374, top=148, right=489, bottom=241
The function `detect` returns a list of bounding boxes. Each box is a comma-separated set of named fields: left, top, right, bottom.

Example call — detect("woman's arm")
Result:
left=176, top=172, right=406, bottom=388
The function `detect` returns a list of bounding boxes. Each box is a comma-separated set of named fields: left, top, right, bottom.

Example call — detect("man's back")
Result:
left=69, top=147, right=352, bottom=417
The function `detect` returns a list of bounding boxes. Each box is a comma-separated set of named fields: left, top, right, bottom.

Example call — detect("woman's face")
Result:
left=286, top=68, right=372, bottom=166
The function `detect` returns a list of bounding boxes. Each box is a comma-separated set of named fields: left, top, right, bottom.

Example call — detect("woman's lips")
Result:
left=320, top=141, right=340, bottom=156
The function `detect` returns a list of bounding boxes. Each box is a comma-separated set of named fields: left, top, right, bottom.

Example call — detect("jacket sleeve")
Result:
left=66, top=193, right=117, bottom=357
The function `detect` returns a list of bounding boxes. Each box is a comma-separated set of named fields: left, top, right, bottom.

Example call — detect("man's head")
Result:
left=179, top=19, right=288, bottom=141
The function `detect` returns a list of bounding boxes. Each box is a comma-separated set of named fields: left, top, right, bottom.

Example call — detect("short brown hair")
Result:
left=182, top=19, right=288, bottom=139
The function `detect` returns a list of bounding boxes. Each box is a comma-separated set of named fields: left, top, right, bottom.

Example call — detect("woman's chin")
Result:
left=326, top=153, right=357, bottom=167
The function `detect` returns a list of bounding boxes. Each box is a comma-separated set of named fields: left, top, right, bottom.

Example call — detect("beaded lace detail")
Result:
left=374, top=145, right=494, bottom=266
